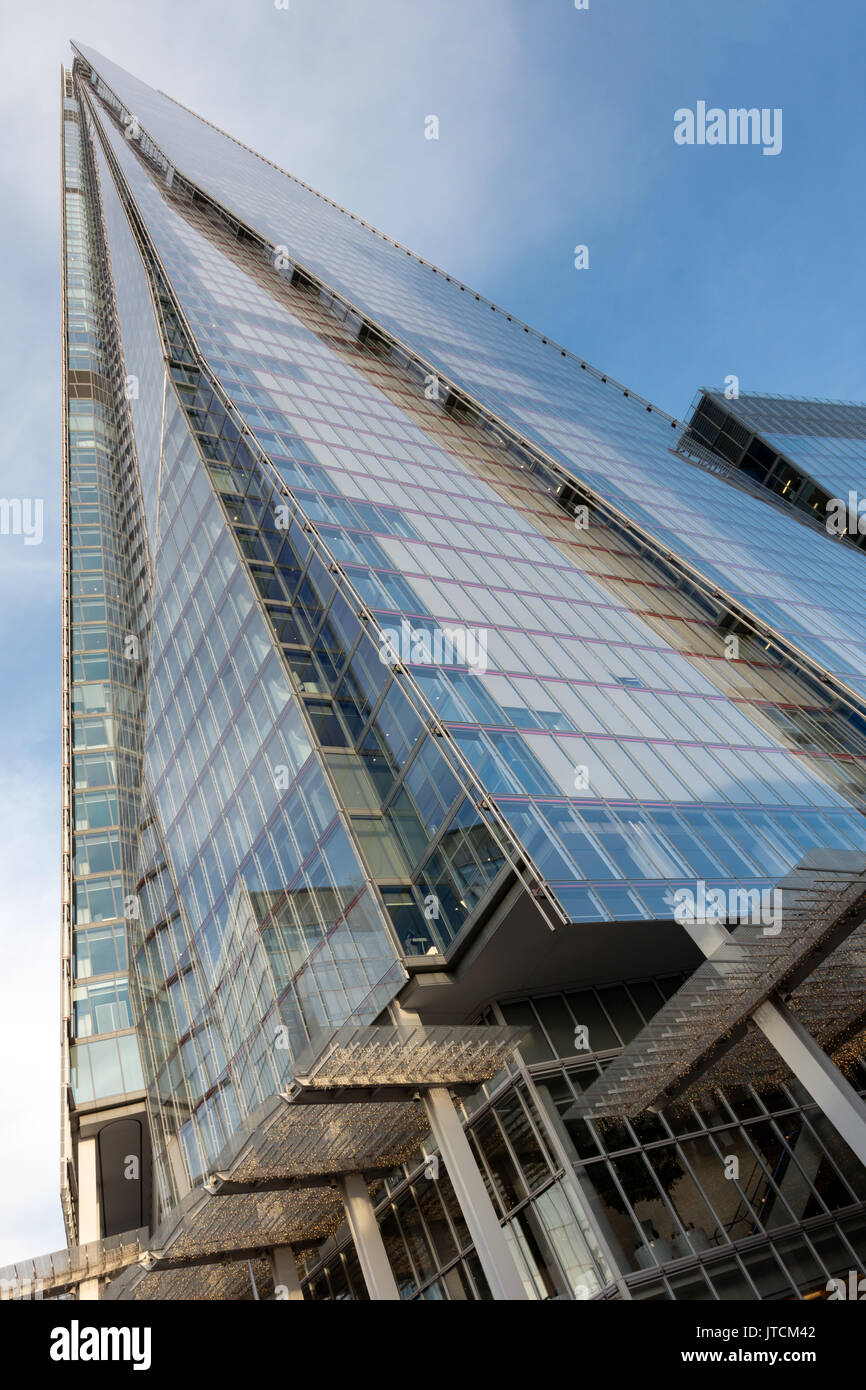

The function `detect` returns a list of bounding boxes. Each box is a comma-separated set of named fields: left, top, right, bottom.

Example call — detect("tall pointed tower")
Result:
left=39, top=43, right=866, bottom=1302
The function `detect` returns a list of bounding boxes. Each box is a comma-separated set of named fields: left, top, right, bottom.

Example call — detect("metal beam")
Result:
left=140, top=1239, right=323, bottom=1274
left=283, top=1082, right=477, bottom=1104
left=205, top=1167, right=397, bottom=1195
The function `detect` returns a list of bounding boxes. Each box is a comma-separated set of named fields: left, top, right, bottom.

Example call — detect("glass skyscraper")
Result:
left=13, top=42, right=866, bottom=1302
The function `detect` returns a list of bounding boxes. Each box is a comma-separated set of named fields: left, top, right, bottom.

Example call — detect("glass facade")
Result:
left=61, top=70, right=148, bottom=1242
left=56, top=46, right=866, bottom=1299
left=71, top=41, right=866, bottom=704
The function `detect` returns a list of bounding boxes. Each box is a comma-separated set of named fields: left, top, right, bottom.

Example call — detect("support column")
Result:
left=77, top=1136, right=100, bottom=1301
left=753, top=998, right=866, bottom=1168
left=338, top=1172, right=400, bottom=1301
left=270, top=1245, right=304, bottom=1301
left=389, top=1001, right=529, bottom=1300
left=424, top=1086, right=528, bottom=1300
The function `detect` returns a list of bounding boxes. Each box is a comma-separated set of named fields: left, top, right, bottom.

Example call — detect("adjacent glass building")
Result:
left=35, top=42, right=866, bottom=1301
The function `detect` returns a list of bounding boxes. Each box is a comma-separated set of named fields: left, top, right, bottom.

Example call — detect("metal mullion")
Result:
left=492, top=1082, right=559, bottom=1192
left=821, top=1210, right=866, bottom=1280
left=462, top=1099, right=531, bottom=1222
left=763, top=1111, right=835, bottom=1223
left=618, top=1139, right=696, bottom=1256
left=481, top=1096, right=539, bottom=1208
left=409, top=1253, right=466, bottom=1302
left=374, top=721, right=447, bottom=821
left=581, top=1154, right=660, bottom=1277
left=557, top=987, right=630, bottom=1078
left=377, top=1153, right=471, bottom=1268
left=669, top=1139, right=762, bottom=1298
left=715, top=1249, right=763, bottom=1301
left=776, top=1221, right=834, bottom=1292
left=756, top=1119, right=863, bottom=1290
left=391, top=1191, right=439, bottom=1294
left=509, top=995, right=563, bottom=1067
left=376, top=1200, right=422, bottom=1298
left=755, top=1237, right=807, bottom=1301
left=793, top=1107, right=866, bottom=1207
left=405, top=1176, right=461, bottom=1281
left=309, top=587, right=367, bottom=686
left=679, top=1260, right=721, bottom=1301
left=701, top=1122, right=789, bottom=1242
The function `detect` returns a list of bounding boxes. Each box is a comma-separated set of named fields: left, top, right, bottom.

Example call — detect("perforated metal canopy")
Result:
left=103, top=1023, right=523, bottom=1300
left=283, top=1021, right=526, bottom=1101
left=2, top=1023, right=523, bottom=1301
left=569, top=851, right=866, bottom=1122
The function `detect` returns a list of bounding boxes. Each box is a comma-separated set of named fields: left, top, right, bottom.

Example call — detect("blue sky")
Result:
left=0, top=0, right=864, bottom=1265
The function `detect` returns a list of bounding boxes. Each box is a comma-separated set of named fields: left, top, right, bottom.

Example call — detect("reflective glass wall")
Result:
left=63, top=87, right=147, bottom=1109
